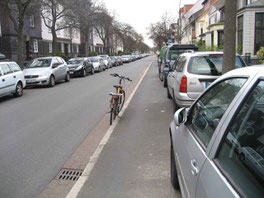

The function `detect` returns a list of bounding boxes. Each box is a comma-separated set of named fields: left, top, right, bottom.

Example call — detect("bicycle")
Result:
left=109, top=73, right=132, bottom=125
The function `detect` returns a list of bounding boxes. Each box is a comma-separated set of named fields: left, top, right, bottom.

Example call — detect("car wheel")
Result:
left=14, top=82, right=23, bottom=97
left=65, top=72, right=70, bottom=82
left=91, top=67, right=94, bottom=75
left=171, top=141, right=180, bottom=190
left=239, top=153, right=246, bottom=162
left=167, top=87, right=172, bottom=99
left=82, top=69, right=87, bottom=77
left=49, top=75, right=55, bottom=87
left=163, top=78, right=167, bottom=87
left=159, top=72, right=163, bottom=81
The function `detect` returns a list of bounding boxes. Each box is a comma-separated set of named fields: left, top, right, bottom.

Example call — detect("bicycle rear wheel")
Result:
left=118, top=90, right=126, bottom=112
left=110, top=108, right=115, bottom=125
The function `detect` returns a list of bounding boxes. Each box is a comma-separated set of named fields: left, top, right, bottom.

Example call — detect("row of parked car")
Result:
left=0, top=54, right=148, bottom=99
left=159, top=44, right=264, bottom=198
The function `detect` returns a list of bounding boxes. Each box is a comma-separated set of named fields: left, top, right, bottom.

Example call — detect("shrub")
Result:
left=257, top=46, right=264, bottom=64
left=89, top=51, right=98, bottom=57
left=55, top=50, right=69, bottom=62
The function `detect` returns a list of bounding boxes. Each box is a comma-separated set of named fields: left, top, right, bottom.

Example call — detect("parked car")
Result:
left=0, top=61, right=26, bottom=98
left=67, top=57, right=94, bottom=77
left=167, top=51, right=246, bottom=109
left=116, top=56, right=123, bottom=65
left=100, top=55, right=112, bottom=69
left=121, top=55, right=131, bottom=63
left=110, top=56, right=119, bottom=67
left=160, top=44, right=199, bottom=87
left=23, top=56, right=70, bottom=87
left=90, top=56, right=106, bottom=72
left=170, top=65, right=264, bottom=198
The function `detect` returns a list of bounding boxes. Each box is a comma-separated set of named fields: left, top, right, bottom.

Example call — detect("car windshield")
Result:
left=90, top=57, right=98, bottom=62
left=188, top=55, right=245, bottom=76
left=168, top=50, right=188, bottom=60
left=101, top=56, right=106, bottom=60
left=68, top=59, right=83, bottom=65
left=26, top=58, right=52, bottom=68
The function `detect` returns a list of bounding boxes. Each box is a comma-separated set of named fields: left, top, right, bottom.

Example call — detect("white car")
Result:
left=0, top=61, right=26, bottom=98
left=23, top=56, right=70, bottom=87
left=100, top=55, right=112, bottom=69
left=90, top=56, right=106, bottom=72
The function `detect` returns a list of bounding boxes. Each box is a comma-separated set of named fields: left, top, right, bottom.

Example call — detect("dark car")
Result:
left=160, top=44, right=199, bottom=87
left=67, top=57, right=94, bottom=77
left=110, top=56, right=119, bottom=67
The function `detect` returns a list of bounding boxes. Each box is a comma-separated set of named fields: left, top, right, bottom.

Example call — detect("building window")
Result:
left=255, top=13, right=264, bottom=54
left=49, top=42, right=52, bottom=53
left=33, top=40, right=38, bottom=53
left=245, top=0, right=254, bottom=6
left=238, top=15, right=243, bottom=49
left=0, top=20, right=2, bottom=36
left=76, top=45, right=79, bottom=53
left=220, top=8, right=225, bottom=22
left=200, top=24, right=204, bottom=35
left=68, top=43, right=71, bottom=53
left=61, top=43, right=64, bottom=53
left=218, top=31, right=224, bottom=47
left=29, top=15, right=35, bottom=27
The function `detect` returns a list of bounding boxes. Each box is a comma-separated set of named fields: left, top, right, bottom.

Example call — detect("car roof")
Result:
left=0, top=60, right=16, bottom=64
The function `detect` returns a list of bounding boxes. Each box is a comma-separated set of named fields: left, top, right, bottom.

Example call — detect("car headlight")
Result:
left=76, top=65, right=83, bottom=70
left=39, top=72, right=50, bottom=78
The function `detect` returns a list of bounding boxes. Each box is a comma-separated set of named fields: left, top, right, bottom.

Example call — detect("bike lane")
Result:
left=75, top=60, right=181, bottom=198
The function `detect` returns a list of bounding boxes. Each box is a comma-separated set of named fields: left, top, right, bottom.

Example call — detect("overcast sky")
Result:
left=101, top=0, right=198, bottom=47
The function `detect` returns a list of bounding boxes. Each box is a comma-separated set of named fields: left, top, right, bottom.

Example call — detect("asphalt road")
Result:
left=0, top=57, right=150, bottom=198
left=77, top=59, right=181, bottom=198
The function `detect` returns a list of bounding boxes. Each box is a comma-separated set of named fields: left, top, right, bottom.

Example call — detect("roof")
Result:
left=212, top=0, right=225, bottom=10
left=189, top=9, right=203, bottom=23
left=185, top=4, right=194, bottom=14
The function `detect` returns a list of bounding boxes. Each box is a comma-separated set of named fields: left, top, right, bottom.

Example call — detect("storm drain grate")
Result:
left=56, top=169, right=83, bottom=181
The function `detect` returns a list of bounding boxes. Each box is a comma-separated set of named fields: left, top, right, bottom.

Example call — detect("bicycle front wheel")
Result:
left=118, top=90, right=126, bottom=112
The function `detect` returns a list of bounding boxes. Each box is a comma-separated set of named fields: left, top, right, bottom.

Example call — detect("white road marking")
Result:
left=66, top=62, right=152, bottom=198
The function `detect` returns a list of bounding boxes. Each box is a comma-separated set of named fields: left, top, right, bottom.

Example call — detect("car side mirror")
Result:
left=174, top=108, right=187, bottom=126
left=52, top=63, right=59, bottom=68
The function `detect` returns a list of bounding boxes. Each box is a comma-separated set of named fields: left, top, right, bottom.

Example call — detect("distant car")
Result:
left=23, top=56, right=70, bottom=87
left=110, top=56, right=119, bottom=67
left=116, top=56, right=123, bottom=65
left=121, top=55, right=131, bottom=63
left=90, top=56, right=106, bottom=72
left=160, top=44, right=199, bottom=87
left=67, top=57, right=94, bottom=77
left=0, top=61, right=26, bottom=98
left=100, top=55, right=112, bottom=69
left=167, top=51, right=246, bottom=109
left=0, top=53, right=5, bottom=60
left=170, top=65, right=264, bottom=198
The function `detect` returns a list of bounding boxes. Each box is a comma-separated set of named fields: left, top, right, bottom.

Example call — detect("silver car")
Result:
left=23, top=56, right=70, bottom=87
left=100, top=55, right=112, bottom=69
left=170, top=65, right=264, bottom=198
left=167, top=52, right=246, bottom=109
left=90, top=56, right=106, bottom=72
left=0, top=61, right=26, bottom=97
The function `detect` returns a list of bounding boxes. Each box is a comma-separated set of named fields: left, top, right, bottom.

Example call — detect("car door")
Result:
left=196, top=78, right=264, bottom=198
left=57, top=57, right=67, bottom=79
left=167, top=58, right=179, bottom=96
left=0, top=66, right=5, bottom=96
left=173, top=56, right=187, bottom=100
left=173, top=77, right=248, bottom=198
left=51, top=58, right=62, bottom=80
left=0, top=64, right=14, bottom=95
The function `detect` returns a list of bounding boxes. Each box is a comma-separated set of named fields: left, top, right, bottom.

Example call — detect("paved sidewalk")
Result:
left=77, top=59, right=181, bottom=198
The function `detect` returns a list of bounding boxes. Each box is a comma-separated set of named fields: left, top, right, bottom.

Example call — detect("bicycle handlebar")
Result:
left=110, top=73, right=132, bottom=81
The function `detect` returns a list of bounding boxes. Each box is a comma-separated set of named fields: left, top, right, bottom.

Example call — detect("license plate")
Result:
left=26, top=79, right=36, bottom=83
left=70, top=71, right=74, bottom=74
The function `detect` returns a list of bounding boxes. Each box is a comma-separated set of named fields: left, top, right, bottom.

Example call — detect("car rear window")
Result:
left=188, top=55, right=245, bottom=76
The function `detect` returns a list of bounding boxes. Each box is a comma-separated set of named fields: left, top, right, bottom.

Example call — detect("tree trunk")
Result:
left=17, top=29, right=24, bottom=69
left=222, top=0, right=237, bottom=74
left=52, top=30, right=57, bottom=56
left=85, top=33, right=89, bottom=56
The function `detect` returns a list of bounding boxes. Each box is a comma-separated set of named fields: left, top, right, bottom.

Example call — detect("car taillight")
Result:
left=179, top=75, right=187, bottom=93
left=164, top=64, right=169, bottom=68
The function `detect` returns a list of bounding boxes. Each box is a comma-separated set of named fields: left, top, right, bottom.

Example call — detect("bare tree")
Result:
left=40, top=0, right=75, bottom=55
left=222, top=0, right=237, bottom=74
left=0, top=0, right=33, bottom=68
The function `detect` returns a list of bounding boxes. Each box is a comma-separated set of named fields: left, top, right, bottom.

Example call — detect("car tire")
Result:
left=163, top=78, right=167, bottom=87
left=65, top=72, right=70, bottom=82
left=167, top=87, right=172, bottom=99
left=82, top=69, right=87, bottom=77
left=49, top=75, right=55, bottom=87
left=171, top=142, right=180, bottom=190
left=91, top=67, right=94, bottom=75
left=14, top=82, right=23, bottom=97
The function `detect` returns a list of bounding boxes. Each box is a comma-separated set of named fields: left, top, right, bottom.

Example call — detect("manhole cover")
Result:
left=56, top=169, right=83, bottom=181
